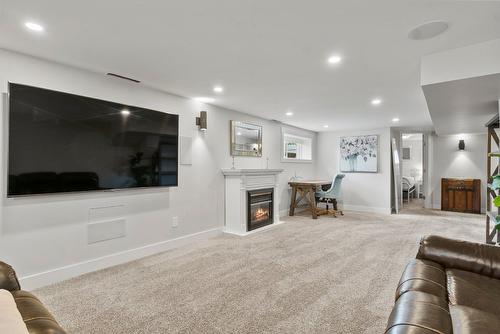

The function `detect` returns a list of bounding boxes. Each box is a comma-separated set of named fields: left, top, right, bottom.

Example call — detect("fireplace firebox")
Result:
left=247, top=188, right=274, bottom=231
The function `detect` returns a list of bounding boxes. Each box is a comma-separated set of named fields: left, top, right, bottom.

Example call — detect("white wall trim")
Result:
left=281, top=205, right=391, bottom=216
left=19, top=227, right=223, bottom=290
left=343, top=204, right=392, bottom=215
left=279, top=208, right=289, bottom=217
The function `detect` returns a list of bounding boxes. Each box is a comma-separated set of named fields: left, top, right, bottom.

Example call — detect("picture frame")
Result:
left=339, top=135, right=378, bottom=173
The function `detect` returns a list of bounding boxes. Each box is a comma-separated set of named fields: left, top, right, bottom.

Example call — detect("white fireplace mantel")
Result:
left=222, top=169, right=284, bottom=236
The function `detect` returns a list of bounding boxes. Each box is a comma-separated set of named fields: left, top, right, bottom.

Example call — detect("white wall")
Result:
left=316, top=128, right=392, bottom=214
left=421, top=38, right=500, bottom=85
left=428, top=133, right=487, bottom=212
left=0, top=49, right=317, bottom=289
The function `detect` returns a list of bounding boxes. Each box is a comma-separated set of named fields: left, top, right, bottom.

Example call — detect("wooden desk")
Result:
left=288, top=180, right=331, bottom=219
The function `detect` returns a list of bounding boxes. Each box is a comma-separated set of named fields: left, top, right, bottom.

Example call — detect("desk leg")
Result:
left=289, top=186, right=297, bottom=216
left=309, top=187, right=318, bottom=219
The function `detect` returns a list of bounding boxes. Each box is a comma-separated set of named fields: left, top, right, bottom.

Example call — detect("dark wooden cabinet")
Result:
left=441, top=178, right=481, bottom=214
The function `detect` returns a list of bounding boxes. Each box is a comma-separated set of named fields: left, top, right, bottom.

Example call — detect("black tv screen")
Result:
left=8, top=83, right=178, bottom=196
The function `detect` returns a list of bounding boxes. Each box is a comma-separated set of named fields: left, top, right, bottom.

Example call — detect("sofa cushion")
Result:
left=0, top=289, right=29, bottom=334
left=450, top=305, right=500, bottom=334
left=12, top=290, right=66, bottom=334
left=417, top=235, right=500, bottom=279
left=386, top=325, right=440, bottom=334
left=386, top=291, right=452, bottom=334
left=395, top=259, right=447, bottom=301
left=446, top=268, right=500, bottom=314
left=0, top=261, right=21, bottom=291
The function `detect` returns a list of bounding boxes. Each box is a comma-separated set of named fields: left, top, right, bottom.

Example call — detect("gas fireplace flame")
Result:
left=254, top=208, right=269, bottom=220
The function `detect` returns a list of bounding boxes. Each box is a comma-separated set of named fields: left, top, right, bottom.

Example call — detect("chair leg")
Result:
left=334, top=200, right=343, bottom=216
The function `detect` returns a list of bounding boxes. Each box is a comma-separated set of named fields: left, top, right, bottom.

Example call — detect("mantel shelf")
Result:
left=221, top=169, right=284, bottom=176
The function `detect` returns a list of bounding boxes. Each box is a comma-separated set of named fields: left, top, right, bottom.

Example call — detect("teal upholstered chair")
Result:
left=315, top=174, right=345, bottom=217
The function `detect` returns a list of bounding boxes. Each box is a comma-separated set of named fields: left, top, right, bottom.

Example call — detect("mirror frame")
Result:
left=230, top=121, right=263, bottom=157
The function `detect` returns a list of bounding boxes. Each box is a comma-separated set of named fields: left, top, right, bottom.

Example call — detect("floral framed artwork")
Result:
left=339, top=135, right=378, bottom=173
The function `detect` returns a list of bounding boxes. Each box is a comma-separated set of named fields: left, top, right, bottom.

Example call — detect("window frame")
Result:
left=281, top=127, right=314, bottom=163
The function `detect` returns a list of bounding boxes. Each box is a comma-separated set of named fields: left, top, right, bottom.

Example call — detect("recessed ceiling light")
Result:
left=408, top=21, right=449, bottom=40
left=392, top=118, right=400, bottom=123
left=371, top=98, right=382, bottom=105
left=25, top=22, right=44, bottom=32
left=213, top=86, right=224, bottom=93
left=323, top=125, right=329, bottom=128
left=327, top=55, right=342, bottom=64
left=121, top=109, right=130, bottom=116
left=237, top=132, right=242, bottom=136
left=286, top=111, right=293, bottom=116
left=195, top=97, right=215, bottom=103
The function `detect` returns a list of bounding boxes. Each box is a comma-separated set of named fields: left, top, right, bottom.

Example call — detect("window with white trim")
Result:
left=282, top=132, right=312, bottom=162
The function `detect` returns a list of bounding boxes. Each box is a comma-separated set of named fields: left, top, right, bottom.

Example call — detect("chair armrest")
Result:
left=416, top=235, right=500, bottom=279
left=0, top=261, right=21, bottom=291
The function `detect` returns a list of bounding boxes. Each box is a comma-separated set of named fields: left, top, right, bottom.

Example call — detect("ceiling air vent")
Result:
left=106, top=73, right=141, bottom=83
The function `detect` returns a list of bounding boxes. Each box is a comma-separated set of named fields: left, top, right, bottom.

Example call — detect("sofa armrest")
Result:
left=0, top=261, right=21, bottom=292
left=416, top=235, right=500, bottom=280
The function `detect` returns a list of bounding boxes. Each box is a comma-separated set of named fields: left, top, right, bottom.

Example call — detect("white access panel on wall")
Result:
left=88, top=205, right=126, bottom=244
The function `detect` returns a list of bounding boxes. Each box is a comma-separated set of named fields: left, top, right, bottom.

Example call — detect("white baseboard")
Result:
left=20, top=227, right=223, bottom=291
left=280, top=205, right=391, bottom=216
left=223, top=220, right=286, bottom=236
left=343, top=204, right=392, bottom=215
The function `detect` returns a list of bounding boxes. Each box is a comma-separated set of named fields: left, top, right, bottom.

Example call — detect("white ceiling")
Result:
left=1, top=0, right=500, bottom=132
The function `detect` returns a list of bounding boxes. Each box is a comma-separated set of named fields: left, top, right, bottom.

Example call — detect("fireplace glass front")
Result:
left=247, top=188, right=273, bottom=231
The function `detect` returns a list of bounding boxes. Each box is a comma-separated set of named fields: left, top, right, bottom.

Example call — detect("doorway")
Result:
left=401, top=133, right=424, bottom=209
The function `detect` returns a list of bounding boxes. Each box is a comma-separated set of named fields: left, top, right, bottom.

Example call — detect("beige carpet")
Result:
left=35, top=208, right=484, bottom=334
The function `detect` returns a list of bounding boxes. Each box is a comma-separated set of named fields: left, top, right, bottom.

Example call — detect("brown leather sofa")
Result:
left=386, top=235, right=500, bottom=333
left=0, top=261, right=66, bottom=334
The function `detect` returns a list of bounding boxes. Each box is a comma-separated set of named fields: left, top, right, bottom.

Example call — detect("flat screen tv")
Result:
left=8, top=83, right=179, bottom=196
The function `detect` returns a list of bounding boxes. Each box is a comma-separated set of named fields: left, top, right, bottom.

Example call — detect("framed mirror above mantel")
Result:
left=230, top=121, right=262, bottom=157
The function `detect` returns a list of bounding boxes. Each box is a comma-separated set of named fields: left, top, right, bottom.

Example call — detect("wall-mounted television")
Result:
left=7, top=83, right=179, bottom=196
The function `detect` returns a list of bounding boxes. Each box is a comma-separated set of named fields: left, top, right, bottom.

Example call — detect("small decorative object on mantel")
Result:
left=230, top=121, right=262, bottom=157
left=289, top=171, right=302, bottom=182
left=339, top=135, right=378, bottom=173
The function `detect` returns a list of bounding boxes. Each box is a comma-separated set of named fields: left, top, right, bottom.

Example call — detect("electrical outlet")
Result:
left=172, top=216, right=179, bottom=228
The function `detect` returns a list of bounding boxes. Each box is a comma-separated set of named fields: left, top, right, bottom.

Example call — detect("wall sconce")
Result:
left=196, top=111, right=207, bottom=131
left=458, top=139, right=465, bottom=150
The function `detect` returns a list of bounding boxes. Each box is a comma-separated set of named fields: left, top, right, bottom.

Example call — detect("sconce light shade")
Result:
left=458, top=139, right=465, bottom=150
left=196, top=111, right=207, bottom=131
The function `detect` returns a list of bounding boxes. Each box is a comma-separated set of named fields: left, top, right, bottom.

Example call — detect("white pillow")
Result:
left=0, top=289, right=29, bottom=334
